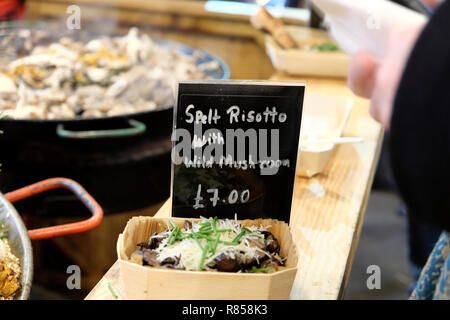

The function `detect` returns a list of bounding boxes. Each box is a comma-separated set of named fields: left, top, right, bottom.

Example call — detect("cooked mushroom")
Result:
left=260, top=258, right=281, bottom=270
left=214, top=252, right=240, bottom=272
left=184, top=220, right=192, bottom=230
left=161, top=256, right=184, bottom=270
left=138, top=231, right=166, bottom=250
left=241, top=251, right=268, bottom=269
left=142, top=249, right=161, bottom=267
left=161, top=264, right=185, bottom=270
left=262, top=231, right=280, bottom=254
left=160, top=256, right=177, bottom=265
left=149, top=232, right=166, bottom=250
left=240, top=237, right=269, bottom=269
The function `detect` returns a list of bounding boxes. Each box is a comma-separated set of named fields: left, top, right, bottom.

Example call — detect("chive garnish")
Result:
left=197, top=226, right=212, bottom=232
left=196, top=230, right=213, bottom=237
left=169, top=220, right=178, bottom=229
left=166, top=220, right=179, bottom=244
left=167, top=228, right=175, bottom=244
left=170, top=227, right=180, bottom=245
left=193, top=231, right=217, bottom=242
left=250, top=266, right=275, bottom=273
left=230, top=227, right=251, bottom=245
left=176, top=233, right=192, bottom=240
left=191, top=230, right=203, bottom=250
left=221, top=241, right=235, bottom=246
left=107, top=281, right=119, bottom=299
left=208, top=240, right=214, bottom=253
left=212, top=234, right=221, bottom=254
left=198, top=243, right=210, bottom=271
left=212, top=216, right=218, bottom=234
left=216, top=228, right=232, bottom=233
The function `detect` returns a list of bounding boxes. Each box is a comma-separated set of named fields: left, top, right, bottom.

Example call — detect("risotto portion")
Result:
left=131, top=217, right=285, bottom=273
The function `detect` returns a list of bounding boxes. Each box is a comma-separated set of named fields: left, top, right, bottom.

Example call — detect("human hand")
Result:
left=348, top=23, right=424, bottom=129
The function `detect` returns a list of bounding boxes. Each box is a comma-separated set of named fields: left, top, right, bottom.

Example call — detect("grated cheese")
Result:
left=151, top=218, right=276, bottom=271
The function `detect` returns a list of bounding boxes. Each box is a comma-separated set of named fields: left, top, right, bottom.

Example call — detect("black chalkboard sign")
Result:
left=171, top=80, right=305, bottom=222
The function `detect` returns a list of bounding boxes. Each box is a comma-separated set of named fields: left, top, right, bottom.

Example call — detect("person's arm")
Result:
left=348, top=0, right=450, bottom=231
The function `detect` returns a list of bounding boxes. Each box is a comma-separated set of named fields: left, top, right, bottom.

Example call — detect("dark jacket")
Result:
left=391, top=0, right=450, bottom=232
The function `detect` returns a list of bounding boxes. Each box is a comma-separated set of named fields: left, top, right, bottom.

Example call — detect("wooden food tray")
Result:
left=265, top=26, right=350, bottom=78
left=117, top=217, right=298, bottom=300
left=298, top=92, right=354, bottom=177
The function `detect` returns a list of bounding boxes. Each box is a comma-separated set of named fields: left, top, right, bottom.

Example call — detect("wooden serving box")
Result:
left=117, top=217, right=298, bottom=300
left=265, top=26, right=350, bottom=78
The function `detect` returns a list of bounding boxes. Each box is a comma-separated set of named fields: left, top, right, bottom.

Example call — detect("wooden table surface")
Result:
left=85, top=72, right=383, bottom=300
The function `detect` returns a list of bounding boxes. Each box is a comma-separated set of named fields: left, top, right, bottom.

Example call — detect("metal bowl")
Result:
left=0, top=193, right=33, bottom=300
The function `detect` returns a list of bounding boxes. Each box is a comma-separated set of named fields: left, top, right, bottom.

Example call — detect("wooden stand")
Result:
left=86, top=74, right=383, bottom=300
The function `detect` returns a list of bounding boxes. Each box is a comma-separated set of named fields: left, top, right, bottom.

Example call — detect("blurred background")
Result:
left=0, top=0, right=433, bottom=300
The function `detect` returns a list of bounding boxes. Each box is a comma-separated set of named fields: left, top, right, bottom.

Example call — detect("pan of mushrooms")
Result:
left=0, top=22, right=229, bottom=140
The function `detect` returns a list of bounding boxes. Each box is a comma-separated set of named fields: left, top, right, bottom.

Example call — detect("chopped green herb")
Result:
left=198, top=243, right=210, bottom=271
left=199, top=226, right=212, bottom=233
left=176, top=233, right=192, bottom=240
left=212, top=216, right=218, bottom=234
left=212, top=234, right=221, bottom=254
left=311, top=42, right=339, bottom=52
left=216, top=228, right=232, bottom=233
left=208, top=240, right=214, bottom=253
left=250, top=266, right=276, bottom=273
left=107, top=281, right=119, bottom=299
left=169, top=220, right=178, bottom=229
left=169, top=227, right=180, bottom=245
left=167, top=225, right=180, bottom=244
left=191, top=230, right=203, bottom=250
left=199, top=222, right=211, bottom=227
left=230, top=227, right=251, bottom=245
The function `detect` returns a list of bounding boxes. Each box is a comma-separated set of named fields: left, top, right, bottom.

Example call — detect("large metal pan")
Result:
left=0, top=21, right=230, bottom=140
left=0, top=22, right=230, bottom=213
left=0, top=178, right=103, bottom=300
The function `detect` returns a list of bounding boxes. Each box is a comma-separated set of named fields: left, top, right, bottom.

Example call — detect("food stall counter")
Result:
left=85, top=73, right=383, bottom=300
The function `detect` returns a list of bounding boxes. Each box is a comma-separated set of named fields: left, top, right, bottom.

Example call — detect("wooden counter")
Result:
left=85, top=73, right=383, bottom=300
